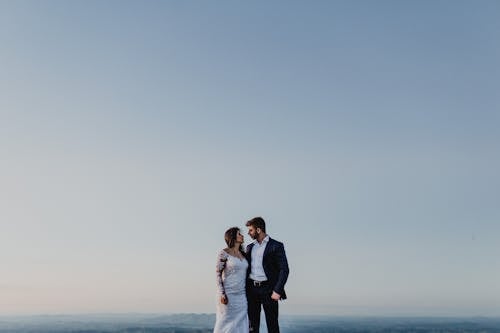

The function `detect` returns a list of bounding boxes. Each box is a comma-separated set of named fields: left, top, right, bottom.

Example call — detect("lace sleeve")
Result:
left=216, top=250, right=228, bottom=295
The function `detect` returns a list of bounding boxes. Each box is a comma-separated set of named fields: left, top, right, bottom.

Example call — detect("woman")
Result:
left=213, top=227, right=249, bottom=333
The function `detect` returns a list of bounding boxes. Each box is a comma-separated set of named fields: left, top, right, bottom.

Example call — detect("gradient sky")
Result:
left=1, top=0, right=499, bottom=316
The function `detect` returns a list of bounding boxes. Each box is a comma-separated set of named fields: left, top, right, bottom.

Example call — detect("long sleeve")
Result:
left=273, top=242, right=289, bottom=296
left=215, top=250, right=228, bottom=296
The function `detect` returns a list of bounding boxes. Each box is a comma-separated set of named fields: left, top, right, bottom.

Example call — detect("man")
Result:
left=245, top=217, right=289, bottom=333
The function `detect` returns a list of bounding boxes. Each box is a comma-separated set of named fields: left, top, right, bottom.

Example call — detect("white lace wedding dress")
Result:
left=214, top=250, right=249, bottom=333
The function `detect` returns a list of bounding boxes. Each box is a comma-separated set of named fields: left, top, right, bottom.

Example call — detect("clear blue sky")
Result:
left=1, top=0, right=499, bottom=316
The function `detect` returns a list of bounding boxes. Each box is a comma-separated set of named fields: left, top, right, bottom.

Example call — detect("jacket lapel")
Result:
left=247, top=243, right=254, bottom=261
left=262, top=237, right=273, bottom=260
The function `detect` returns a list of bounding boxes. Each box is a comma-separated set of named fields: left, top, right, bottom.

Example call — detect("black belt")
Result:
left=250, top=279, right=269, bottom=287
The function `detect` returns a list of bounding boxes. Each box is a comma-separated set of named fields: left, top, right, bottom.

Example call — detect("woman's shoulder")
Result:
left=218, top=248, right=229, bottom=259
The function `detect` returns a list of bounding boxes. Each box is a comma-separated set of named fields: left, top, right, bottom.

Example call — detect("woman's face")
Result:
left=236, top=231, right=244, bottom=243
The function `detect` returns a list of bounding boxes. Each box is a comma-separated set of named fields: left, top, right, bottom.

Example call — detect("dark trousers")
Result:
left=247, top=283, right=279, bottom=333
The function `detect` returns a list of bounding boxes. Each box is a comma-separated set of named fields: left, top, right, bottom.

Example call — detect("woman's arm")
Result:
left=216, top=250, right=229, bottom=304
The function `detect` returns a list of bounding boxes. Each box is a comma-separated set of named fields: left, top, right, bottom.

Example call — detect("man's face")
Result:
left=247, top=226, right=259, bottom=240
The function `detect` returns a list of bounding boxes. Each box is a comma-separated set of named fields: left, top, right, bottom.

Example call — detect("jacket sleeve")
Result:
left=216, top=250, right=228, bottom=296
left=273, top=242, right=289, bottom=295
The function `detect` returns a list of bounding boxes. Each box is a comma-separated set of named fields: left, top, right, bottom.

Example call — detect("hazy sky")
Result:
left=1, top=0, right=499, bottom=316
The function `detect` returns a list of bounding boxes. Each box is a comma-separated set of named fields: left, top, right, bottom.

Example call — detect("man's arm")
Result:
left=272, top=242, right=289, bottom=299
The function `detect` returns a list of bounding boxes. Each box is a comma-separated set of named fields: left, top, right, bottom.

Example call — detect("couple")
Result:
left=214, top=217, right=289, bottom=333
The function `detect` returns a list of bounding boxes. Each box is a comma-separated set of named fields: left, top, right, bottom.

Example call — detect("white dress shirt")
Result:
left=250, top=235, right=269, bottom=281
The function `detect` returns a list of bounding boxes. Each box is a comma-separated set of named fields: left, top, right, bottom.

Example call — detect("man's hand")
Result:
left=220, top=295, right=228, bottom=304
left=271, top=291, right=281, bottom=301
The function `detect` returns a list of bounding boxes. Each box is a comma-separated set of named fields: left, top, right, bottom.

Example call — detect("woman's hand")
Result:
left=220, top=295, right=228, bottom=305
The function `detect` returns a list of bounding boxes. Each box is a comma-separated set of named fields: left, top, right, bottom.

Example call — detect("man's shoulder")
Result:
left=268, top=238, right=284, bottom=247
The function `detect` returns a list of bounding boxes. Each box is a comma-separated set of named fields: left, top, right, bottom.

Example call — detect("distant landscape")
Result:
left=0, top=314, right=499, bottom=333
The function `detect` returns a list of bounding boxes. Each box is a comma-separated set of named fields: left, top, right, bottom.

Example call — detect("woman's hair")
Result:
left=224, top=227, right=245, bottom=254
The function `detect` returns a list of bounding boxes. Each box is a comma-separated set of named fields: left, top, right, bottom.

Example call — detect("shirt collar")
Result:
left=254, top=235, right=270, bottom=245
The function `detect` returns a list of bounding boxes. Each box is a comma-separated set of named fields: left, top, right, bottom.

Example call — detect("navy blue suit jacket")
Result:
left=246, top=238, right=289, bottom=300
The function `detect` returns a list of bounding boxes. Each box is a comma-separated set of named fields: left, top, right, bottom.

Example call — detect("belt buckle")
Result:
left=253, top=280, right=263, bottom=287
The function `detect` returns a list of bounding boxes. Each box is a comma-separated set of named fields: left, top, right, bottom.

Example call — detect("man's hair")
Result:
left=246, top=216, right=266, bottom=233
